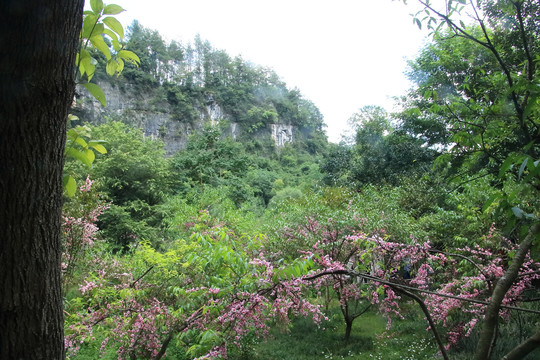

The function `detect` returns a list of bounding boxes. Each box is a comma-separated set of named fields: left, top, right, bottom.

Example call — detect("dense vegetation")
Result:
left=61, top=1, right=539, bottom=359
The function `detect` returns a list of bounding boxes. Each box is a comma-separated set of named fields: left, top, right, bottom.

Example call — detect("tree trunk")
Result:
left=344, top=318, right=353, bottom=341
left=0, top=1, right=84, bottom=359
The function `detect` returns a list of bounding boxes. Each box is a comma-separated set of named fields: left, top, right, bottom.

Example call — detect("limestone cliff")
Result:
left=73, top=81, right=298, bottom=155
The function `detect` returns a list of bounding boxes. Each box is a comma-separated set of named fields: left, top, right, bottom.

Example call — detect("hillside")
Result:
left=73, top=21, right=327, bottom=155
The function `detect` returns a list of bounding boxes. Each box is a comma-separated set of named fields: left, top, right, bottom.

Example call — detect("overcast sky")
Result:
left=114, top=0, right=430, bottom=142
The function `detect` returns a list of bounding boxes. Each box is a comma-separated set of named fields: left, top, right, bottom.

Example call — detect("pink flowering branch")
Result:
left=295, top=216, right=539, bottom=349
left=304, top=260, right=540, bottom=358
left=428, top=249, right=494, bottom=290
left=304, top=270, right=540, bottom=314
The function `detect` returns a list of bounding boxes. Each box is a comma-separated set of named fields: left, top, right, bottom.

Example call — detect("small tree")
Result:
left=282, top=216, right=372, bottom=340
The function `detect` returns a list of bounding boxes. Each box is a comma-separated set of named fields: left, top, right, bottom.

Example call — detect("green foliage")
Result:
left=172, top=125, right=251, bottom=187
left=83, top=121, right=173, bottom=249
left=399, top=1, right=540, bottom=248
left=63, top=119, right=108, bottom=197
left=62, top=2, right=540, bottom=359
left=160, top=187, right=260, bottom=241
left=323, top=106, right=437, bottom=188
left=89, top=122, right=172, bottom=204
left=89, top=21, right=326, bottom=139
left=268, top=187, right=303, bottom=208
left=169, top=124, right=324, bottom=211
left=64, top=211, right=322, bottom=359
left=78, top=1, right=140, bottom=94
left=64, top=1, right=140, bottom=196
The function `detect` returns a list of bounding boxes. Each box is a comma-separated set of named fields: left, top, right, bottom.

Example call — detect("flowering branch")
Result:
left=304, top=270, right=540, bottom=315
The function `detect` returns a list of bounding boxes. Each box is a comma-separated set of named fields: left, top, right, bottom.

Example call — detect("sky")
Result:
left=115, top=0, right=430, bottom=142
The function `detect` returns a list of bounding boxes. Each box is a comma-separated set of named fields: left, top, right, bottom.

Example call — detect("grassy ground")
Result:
left=238, top=303, right=440, bottom=360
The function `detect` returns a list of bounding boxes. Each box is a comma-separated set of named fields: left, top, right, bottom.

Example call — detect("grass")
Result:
left=243, top=303, right=440, bottom=360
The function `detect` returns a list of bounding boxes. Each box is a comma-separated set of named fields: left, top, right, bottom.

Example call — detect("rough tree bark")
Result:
left=0, top=1, right=84, bottom=359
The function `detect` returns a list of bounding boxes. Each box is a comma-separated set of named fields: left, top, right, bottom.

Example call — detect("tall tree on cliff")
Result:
left=0, top=1, right=84, bottom=359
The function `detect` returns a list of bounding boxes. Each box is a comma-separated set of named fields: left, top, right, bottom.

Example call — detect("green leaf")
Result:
left=66, top=147, right=93, bottom=168
left=499, top=154, right=517, bottom=177
left=67, top=114, right=79, bottom=122
left=91, top=23, right=105, bottom=38
left=103, top=4, right=124, bottom=15
left=200, top=330, right=218, bottom=343
left=88, top=140, right=108, bottom=154
left=90, top=0, right=104, bottom=13
left=82, top=14, right=98, bottom=39
left=106, top=59, right=119, bottom=76
left=482, top=194, right=500, bottom=212
left=511, top=206, right=523, bottom=218
left=102, top=28, right=118, bottom=43
left=511, top=207, right=536, bottom=219
left=63, top=175, right=77, bottom=197
left=74, top=137, right=88, bottom=148
left=85, top=149, right=95, bottom=165
left=90, top=35, right=111, bottom=60
left=78, top=48, right=91, bottom=64
left=67, top=126, right=91, bottom=142
left=103, top=16, right=124, bottom=40
left=82, top=82, right=107, bottom=106
left=116, top=58, right=125, bottom=73
left=80, top=55, right=96, bottom=80
left=518, top=157, right=529, bottom=179
left=117, top=50, right=140, bottom=66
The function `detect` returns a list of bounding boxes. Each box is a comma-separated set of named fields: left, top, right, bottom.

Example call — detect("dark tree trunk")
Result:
left=0, top=1, right=84, bottom=359
left=344, top=318, right=353, bottom=341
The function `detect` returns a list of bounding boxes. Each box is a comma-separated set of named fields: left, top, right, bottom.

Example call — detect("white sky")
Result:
left=114, top=0, right=430, bottom=142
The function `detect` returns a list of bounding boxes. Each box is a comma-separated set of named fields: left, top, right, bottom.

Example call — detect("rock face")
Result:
left=73, top=81, right=295, bottom=155
left=271, top=124, right=294, bottom=147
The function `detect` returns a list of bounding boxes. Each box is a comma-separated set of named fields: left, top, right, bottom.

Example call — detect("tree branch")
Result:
left=130, top=265, right=155, bottom=288
left=393, top=287, right=449, bottom=360
left=304, top=270, right=540, bottom=315
left=155, top=308, right=204, bottom=360
left=417, top=0, right=527, bottom=137
left=501, top=327, right=540, bottom=360
left=428, top=249, right=494, bottom=291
